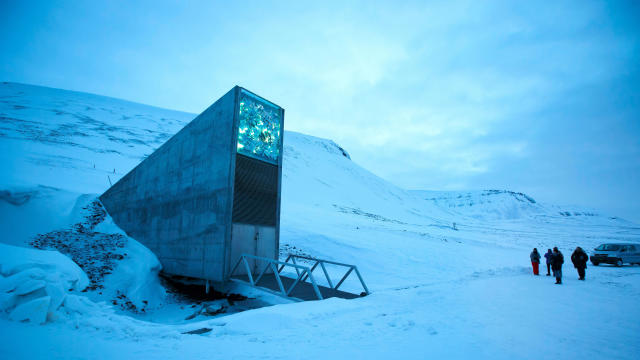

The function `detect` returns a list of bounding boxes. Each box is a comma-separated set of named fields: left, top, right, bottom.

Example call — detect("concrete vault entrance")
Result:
left=100, top=86, right=284, bottom=283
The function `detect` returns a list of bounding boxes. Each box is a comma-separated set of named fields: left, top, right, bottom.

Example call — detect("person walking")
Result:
left=544, top=249, right=553, bottom=276
left=571, top=247, right=589, bottom=280
left=551, top=247, right=564, bottom=284
left=530, top=248, right=541, bottom=275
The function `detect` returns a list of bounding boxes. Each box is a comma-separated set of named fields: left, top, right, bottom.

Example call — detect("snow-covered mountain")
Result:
left=1, top=82, right=639, bottom=359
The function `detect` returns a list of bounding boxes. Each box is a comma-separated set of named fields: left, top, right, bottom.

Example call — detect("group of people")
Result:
left=529, top=247, right=589, bottom=284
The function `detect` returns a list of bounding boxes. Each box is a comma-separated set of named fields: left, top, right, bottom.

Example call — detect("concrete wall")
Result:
left=100, top=87, right=239, bottom=282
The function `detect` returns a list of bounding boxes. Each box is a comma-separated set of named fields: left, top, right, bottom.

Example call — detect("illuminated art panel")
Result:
left=236, top=90, right=282, bottom=163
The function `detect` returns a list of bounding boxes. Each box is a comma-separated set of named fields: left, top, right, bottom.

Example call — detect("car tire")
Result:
left=592, top=261, right=599, bottom=266
left=616, top=259, right=623, bottom=267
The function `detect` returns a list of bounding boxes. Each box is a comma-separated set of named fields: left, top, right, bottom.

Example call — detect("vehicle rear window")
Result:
left=595, top=244, right=620, bottom=251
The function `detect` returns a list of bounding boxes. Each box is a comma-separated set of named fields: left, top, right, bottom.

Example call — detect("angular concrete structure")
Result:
left=100, top=86, right=284, bottom=282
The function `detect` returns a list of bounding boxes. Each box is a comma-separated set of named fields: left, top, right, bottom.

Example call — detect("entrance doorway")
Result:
left=230, top=223, right=276, bottom=275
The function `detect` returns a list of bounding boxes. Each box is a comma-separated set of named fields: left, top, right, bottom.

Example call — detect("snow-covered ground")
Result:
left=1, top=82, right=639, bottom=359
left=3, top=266, right=639, bottom=359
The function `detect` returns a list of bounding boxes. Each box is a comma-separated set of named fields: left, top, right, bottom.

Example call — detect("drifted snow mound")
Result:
left=0, top=243, right=89, bottom=291
left=0, top=186, right=79, bottom=247
left=91, top=209, right=167, bottom=312
left=0, top=243, right=90, bottom=324
left=30, top=194, right=167, bottom=313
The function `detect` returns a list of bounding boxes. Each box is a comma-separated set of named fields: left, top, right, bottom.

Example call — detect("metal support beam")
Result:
left=243, top=257, right=255, bottom=286
left=300, top=260, right=320, bottom=284
left=320, top=261, right=334, bottom=289
left=254, top=261, right=272, bottom=286
left=271, top=263, right=286, bottom=295
left=308, top=272, right=323, bottom=300
left=334, top=267, right=354, bottom=290
left=290, top=256, right=301, bottom=277
left=286, top=269, right=306, bottom=296
left=278, top=254, right=292, bottom=273
left=354, top=267, right=370, bottom=295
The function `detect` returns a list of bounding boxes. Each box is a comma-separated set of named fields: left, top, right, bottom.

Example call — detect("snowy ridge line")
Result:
left=417, top=189, right=537, bottom=204
left=333, top=204, right=408, bottom=225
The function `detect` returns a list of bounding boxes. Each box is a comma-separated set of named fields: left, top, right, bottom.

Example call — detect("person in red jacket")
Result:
left=530, top=248, right=541, bottom=275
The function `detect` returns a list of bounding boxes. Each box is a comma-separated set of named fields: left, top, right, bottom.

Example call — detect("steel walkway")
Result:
left=229, top=254, right=369, bottom=301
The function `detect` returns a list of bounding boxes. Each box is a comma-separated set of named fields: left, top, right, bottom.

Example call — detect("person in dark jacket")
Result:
left=551, top=247, right=564, bottom=284
left=530, top=248, right=541, bottom=275
left=544, top=249, right=553, bottom=276
left=571, top=247, right=589, bottom=280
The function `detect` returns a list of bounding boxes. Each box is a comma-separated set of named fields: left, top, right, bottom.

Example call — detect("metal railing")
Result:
left=229, top=253, right=324, bottom=300
left=280, top=254, right=370, bottom=296
left=229, top=253, right=370, bottom=301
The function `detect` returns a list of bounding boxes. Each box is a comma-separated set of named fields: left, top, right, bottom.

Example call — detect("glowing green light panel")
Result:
left=237, top=90, right=282, bottom=163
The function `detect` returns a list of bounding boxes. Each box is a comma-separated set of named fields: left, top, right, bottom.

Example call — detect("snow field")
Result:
left=2, top=265, right=638, bottom=359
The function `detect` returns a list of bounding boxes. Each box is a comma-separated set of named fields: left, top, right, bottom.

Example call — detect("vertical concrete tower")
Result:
left=100, top=86, right=284, bottom=282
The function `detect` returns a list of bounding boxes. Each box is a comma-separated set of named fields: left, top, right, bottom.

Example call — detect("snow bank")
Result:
left=0, top=243, right=90, bottom=324
left=92, top=212, right=167, bottom=311
left=0, top=186, right=78, bottom=247
left=0, top=243, right=89, bottom=290
left=25, top=192, right=168, bottom=313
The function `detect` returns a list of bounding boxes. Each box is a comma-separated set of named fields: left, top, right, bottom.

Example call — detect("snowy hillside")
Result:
left=0, top=82, right=193, bottom=192
left=1, top=82, right=639, bottom=359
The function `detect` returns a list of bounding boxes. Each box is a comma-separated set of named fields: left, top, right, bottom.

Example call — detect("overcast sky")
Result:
left=2, top=0, right=639, bottom=222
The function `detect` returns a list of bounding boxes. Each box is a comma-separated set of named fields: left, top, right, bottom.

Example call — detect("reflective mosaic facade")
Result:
left=236, top=90, right=282, bottom=164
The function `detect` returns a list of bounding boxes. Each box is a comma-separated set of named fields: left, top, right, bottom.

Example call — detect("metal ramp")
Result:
left=229, top=254, right=370, bottom=301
